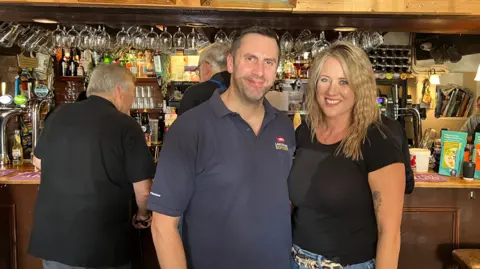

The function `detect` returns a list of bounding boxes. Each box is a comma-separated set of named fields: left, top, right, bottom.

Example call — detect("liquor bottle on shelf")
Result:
left=145, top=50, right=155, bottom=78
left=158, top=109, right=165, bottom=142
left=141, top=109, right=151, bottom=146
left=153, top=50, right=163, bottom=77
left=76, top=55, right=85, bottom=77
left=64, top=49, right=72, bottom=76
left=59, top=49, right=67, bottom=76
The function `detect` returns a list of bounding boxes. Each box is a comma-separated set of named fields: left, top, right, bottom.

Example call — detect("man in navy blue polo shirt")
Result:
left=148, top=26, right=295, bottom=269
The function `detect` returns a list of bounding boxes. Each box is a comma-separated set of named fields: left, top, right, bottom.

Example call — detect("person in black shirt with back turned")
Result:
left=29, top=64, right=156, bottom=269
left=289, top=42, right=405, bottom=269
left=178, top=42, right=231, bottom=115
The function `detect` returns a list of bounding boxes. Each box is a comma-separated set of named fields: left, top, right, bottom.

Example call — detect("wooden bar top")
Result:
left=415, top=172, right=480, bottom=189
left=2, top=164, right=480, bottom=188
left=0, top=163, right=40, bottom=185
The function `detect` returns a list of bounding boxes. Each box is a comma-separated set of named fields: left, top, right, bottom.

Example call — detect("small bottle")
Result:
left=12, top=130, right=23, bottom=166
left=464, top=145, right=471, bottom=163
left=158, top=110, right=165, bottom=142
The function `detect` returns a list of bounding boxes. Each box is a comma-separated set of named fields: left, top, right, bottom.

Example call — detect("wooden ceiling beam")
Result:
left=0, top=3, right=480, bottom=33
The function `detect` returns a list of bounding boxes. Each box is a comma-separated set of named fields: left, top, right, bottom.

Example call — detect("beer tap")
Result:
left=29, top=98, right=52, bottom=148
left=398, top=107, right=423, bottom=148
left=0, top=108, right=24, bottom=166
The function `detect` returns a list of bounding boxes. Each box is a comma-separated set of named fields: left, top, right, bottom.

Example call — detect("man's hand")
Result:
left=132, top=210, right=152, bottom=229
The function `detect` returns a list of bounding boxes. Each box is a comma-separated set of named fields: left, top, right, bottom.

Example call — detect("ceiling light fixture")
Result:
left=33, top=18, right=58, bottom=24
left=334, top=27, right=357, bottom=32
left=186, top=22, right=209, bottom=28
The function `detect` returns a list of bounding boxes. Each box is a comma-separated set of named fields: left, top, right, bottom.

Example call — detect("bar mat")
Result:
left=0, top=169, right=14, bottom=177
left=9, top=172, right=41, bottom=180
left=415, top=174, right=448, bottom=182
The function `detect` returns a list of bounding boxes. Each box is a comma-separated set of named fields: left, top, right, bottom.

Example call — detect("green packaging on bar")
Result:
left=439, top=131, right=467, bottom=177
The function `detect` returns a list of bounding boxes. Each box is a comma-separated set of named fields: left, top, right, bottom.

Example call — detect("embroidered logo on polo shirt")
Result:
left=275, top=136, right=289, bottom=151
left=150, top=192, right=161, bottom=198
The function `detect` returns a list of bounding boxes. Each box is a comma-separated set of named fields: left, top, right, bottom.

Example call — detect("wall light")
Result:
left=186, top=22, right=209, bottom=28
left=429, top=68, right=440, bottom=85
left=33, top=18, right=58, bottom=24
left=475, top=64, right=480, bottom=81
left=334, top=27, right=357, bottom=32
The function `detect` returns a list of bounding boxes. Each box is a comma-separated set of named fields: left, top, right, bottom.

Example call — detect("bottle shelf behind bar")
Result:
left=58, top=76, right=159, bottom=83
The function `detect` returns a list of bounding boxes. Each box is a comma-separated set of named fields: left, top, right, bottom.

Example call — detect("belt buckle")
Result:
left=320, top=258, right=343, bottom=269
left=293, top=252, right=319, bottom=269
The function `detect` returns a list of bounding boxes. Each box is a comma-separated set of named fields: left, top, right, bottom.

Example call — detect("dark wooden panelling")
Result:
left=0, top=185, right=42, bottom=269
left=2, top=183, right=480, bottom=269
left=1, top=4, right=480, bottom=33
left=0, top=202, right=17, bottom=269
left=400, top=207, right=460, bottom=269
left=400, top=188, right=480, bottom=269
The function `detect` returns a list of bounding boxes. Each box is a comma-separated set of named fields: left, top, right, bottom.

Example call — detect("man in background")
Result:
left=29, top=64, right=156, bottom=269
left=178, top=42, right=230, bottom=115
left=460, top=96, right=480, bottom=142
left=148, top=26, right=294, bottom=269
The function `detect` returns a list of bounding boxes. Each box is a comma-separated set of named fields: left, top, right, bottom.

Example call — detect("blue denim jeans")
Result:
left=291, top=244, right=375, bottom=269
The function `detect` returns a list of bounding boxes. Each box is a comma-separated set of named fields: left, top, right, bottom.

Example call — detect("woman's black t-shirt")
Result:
left=288, top=122, right=404, bottom=265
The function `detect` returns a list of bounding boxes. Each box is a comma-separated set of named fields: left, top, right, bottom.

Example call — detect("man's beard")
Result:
left=232, top=74, right=271, bottom=105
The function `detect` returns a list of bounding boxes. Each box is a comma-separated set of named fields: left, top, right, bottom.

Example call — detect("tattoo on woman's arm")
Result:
left=372, top=190, right=382, bottom=215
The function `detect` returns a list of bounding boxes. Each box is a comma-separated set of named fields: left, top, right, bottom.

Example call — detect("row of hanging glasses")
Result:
left=0, top=21, right=56, bottom=55
left=279, top=30, right=384, bottom=58
left=2, top=21, right=387, bottom=66
left=277, top=30, right=386, bottom=79
left=1, top=21, right=238, bottom=57
left=50, top=25, right=239, bottom=54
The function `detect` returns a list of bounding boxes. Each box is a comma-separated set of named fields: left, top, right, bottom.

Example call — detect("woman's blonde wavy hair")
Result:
left=305, top=41, right=380, bottom=161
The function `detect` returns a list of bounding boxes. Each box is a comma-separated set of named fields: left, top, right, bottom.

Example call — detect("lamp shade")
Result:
left=429, top=74, right=440, bottom=85
left=475, top=64, right=480, bottom=81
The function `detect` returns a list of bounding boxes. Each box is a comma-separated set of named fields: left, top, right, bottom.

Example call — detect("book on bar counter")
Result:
left=473, top=133, right=480, bottom=179
left=438, top=131, right=467, bottom=177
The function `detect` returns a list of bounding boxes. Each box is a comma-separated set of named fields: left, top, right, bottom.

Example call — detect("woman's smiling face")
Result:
left=316, top=57, right=355, bottom=120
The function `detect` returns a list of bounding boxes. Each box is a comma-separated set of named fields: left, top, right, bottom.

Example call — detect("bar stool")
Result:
left=453, top=249, right=480, bottom=269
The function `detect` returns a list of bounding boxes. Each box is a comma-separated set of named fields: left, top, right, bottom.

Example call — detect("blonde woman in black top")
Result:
left=289, top=42, right=405, bottom=269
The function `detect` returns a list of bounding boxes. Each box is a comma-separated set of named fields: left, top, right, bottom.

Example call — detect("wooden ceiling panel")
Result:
left=1, top=4, right=480, bottom=33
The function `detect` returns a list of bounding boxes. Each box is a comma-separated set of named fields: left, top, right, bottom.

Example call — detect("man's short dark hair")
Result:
left=230, top=26, right=281, bottom=62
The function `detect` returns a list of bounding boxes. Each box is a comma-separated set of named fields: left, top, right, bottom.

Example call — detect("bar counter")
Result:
left=414, top=172, right=480, bottom=188
left=1, top=164, right=480, bottom=269
left=0, top=162, right=480, bottom=189
left=3, top=164, right=480, bottom=188
left=0, top=163, right=40, bottom=185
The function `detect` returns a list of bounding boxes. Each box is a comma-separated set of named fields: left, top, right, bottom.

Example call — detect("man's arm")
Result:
left=123, top=121, right=157, bottom=225
left=147, top=117, right=197, bottom=269
left=151, top=213, right=187, bottom=269
left=133, top=179, right=152, bottom=217
left=460, top=115, right=480, bottom=136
